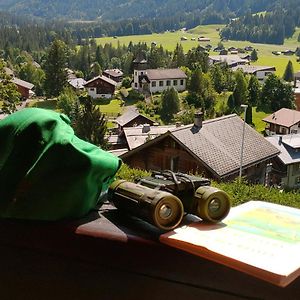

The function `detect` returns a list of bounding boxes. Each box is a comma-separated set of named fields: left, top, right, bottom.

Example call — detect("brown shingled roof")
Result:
left=263, top=108, right=300, bottom=128
left=115, top=109, right=154, bottom=127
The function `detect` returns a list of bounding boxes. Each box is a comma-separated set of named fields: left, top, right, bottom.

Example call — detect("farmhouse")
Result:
left=103, top=69, right=123, bottom=83
left=208, top=55, right=249, bottom=67
left=12, top=77, right=34, bottom=99
left=132, top=57, right=187, bottom=93
left=121, top=113, right=279, bottom=183
left=198, top=37, right=210, bottom=42
left=115, top=108, right=155, bottom=134
left=263, top=108, right=300, bottom=135
left=231, top=65, right=276, bottom=82
left=266, top=134, right=300, bottom=189
left=84, top=75, right=117, bottom=99
left=68, top=78, right=86, bottom=90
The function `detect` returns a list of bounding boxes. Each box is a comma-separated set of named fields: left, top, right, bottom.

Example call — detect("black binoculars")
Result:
left=108, top=170, right=231, bottom=231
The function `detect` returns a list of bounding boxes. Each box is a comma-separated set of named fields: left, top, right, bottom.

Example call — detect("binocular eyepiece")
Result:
left=108, top=171, right=231, bottom=231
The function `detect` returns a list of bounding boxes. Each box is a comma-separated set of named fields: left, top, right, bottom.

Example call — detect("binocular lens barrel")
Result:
left=108, top=180, right=184, bottom=231
left=195, top=186, right=231, bottom=222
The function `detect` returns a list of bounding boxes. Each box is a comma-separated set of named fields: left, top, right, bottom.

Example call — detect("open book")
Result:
left=160, top=201, right=300, bottom=287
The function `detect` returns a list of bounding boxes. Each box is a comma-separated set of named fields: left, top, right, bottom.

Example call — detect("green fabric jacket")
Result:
left=0, top=108, right=121, bottom=220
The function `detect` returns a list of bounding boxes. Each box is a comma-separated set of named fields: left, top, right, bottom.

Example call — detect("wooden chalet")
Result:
left=84, top=75, right=117, bottom=99
left=12, top=77, right=34, bottom=99
left=263, top=108, right=300, bottom=135
left=103, top=69, right=124, bottom=83
left=115, top=108, right=155, bottom=134
left=121, top=113, right=279, bottom=183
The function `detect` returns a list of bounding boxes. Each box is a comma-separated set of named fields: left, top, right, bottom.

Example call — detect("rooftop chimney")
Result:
left=194, top=111, right=203, bottom=128
left=142, top=124, right=151, bottom=133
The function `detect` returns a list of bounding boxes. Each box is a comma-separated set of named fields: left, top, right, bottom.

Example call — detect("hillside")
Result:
left=0, top=0, right=275, bottom=21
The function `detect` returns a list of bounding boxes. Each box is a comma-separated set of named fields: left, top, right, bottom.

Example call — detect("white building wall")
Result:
left=149, top=79, right=186, bottom=93
left=256, top=70, right=275, bottom=82
left=132, top=69, right=146, bottom=90
left=86, top=88, right=112, bottom=99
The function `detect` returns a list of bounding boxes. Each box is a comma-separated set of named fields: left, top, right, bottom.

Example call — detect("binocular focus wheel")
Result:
left=153, top=196, right=184, bottom=231
left=196, top=187, right=231, bottom=223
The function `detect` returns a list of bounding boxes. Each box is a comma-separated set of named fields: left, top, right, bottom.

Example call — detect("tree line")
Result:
left=221, top=2, right=300, bottom=45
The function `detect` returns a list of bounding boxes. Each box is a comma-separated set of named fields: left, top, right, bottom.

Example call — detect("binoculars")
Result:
left=108, top=170, right=231, bottom=231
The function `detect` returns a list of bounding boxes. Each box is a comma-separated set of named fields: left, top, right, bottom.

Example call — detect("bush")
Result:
left=127, top=89, right=145, bottom=101
left=121, top=77, right=132, bottom=88
left=116, top=164, right=150, bottom=182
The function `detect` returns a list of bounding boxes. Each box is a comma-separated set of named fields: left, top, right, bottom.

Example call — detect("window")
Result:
left=151, top=81, right=156, bottom=87
left=180, top=79, right=184, bottom=85
left=135, top=71, right=137, bottom=76
left=141, top=71, right=144, bottom=75
left=135, top=83, right=138, bottom=88
left=295, top=176, right=300, bottom=185
left=90, top=88, right=95, bottom=91
left=166, top=80, right=171, bottom=86
left=173, top=80, right=178, bottom=86
left=159, top=81, right=164, bottom=87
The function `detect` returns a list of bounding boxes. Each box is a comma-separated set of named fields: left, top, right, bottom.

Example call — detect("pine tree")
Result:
left=160, top=87, right=180, bottom=123
left=233, top=71, right=248, bottom=108
left=73, top=97, right=108, bottom=148
left=245, top=105, right=253, bottom=125
left=250, top=49, right=258, bottom=61
left=172, top=43, right=185, bottom=67
left=247, top=75, right=260, bottom=106
left=44, top=39, right=68, bottom=97
left=283, top=60, right=294, bottom=82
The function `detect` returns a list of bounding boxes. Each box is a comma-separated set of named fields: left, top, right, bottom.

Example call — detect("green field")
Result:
left=95, top=24, right=300, bottom=77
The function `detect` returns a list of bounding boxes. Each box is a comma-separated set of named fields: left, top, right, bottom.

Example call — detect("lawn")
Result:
left=95, top=24, right=224, bottom=53
left=27, top=99, right=58, bottom=110
left=96, top=99, right=123, bottom=117
left=251, top=107, right=268, bottom=134
left=95, top=24, right=300, bottom=77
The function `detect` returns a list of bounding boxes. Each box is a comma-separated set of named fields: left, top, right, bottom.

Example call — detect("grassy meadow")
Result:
left=95, top=24, right=300, bottom=77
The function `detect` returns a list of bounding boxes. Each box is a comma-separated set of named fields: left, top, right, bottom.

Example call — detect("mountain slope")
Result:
left=0, top=0, right=275, bottom=21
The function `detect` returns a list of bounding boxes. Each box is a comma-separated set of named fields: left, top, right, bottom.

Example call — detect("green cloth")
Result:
left=0, top=108, right=121, bottom=220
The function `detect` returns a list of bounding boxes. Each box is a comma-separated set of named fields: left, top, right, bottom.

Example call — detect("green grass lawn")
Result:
left=96, top=99, right=123, bottom=117
left=95, top=24, right=300, bottom=77
left=27, top=99, right=58, bottom=110
left=251, top=107, right=268, bottom=134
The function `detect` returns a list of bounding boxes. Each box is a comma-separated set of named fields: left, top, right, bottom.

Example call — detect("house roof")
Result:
left=231, top=65, right=276, bottom=74
left=104, top=69, right=124, bottom=77
left=12, top=77, right=34, bottom=90
left=266, top=134, right=300, bottom=165
left=122, top=114, right=279, bottom=179
left=115, top=109, right=154, bottom=127
left=146, top=68, right=187, bottom=80
left=209, top=55, right=249, bottom=66
left=123, top=124, right=178, bottom=150
left=263, top=108, right=300, bottom=128
left=84, top=75, right=117, bottom=87
left=109, top=148, right=128, bottom=157
left=68, top=78, right=86, bottom=89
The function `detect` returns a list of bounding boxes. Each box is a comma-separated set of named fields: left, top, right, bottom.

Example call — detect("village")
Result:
left=1, top=40, right=300, bottom=192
